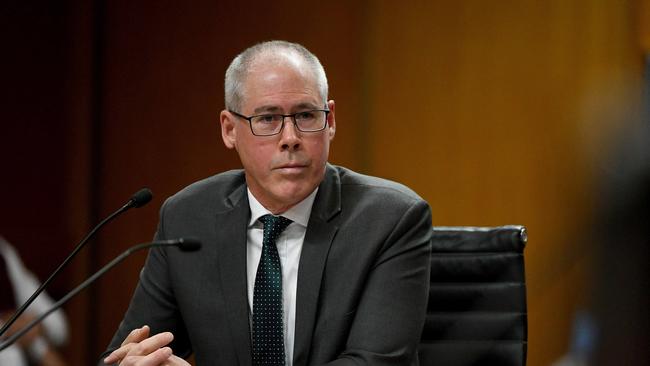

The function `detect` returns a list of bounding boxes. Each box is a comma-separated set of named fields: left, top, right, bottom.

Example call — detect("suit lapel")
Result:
left=215, top=184, right=253, bottom=366
left=293, top=165, right=341, bottom=366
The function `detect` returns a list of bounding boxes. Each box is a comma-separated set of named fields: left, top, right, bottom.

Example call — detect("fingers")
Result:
left=161, top=354, right=192, bottom=366
left=103, top=327, right=174, bottom=365
left=121, top=346, right=173, bottom=366
left=122, top=325, right=151, bottom=346
left=104, top=326, right=150, bottom=363
left=129, top=331, right=174, bottom=356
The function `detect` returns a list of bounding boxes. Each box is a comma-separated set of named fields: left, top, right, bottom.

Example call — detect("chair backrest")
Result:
left=419, top=226, right=528, bottom=366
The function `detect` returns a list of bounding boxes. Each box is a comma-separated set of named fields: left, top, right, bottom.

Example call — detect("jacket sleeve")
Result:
left=99, top=199, right=192, bottom=364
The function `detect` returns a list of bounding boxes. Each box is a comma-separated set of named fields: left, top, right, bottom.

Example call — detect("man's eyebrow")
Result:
left=293, top=102, right=320, bottom=111
left=253, top=105, right=282, bottom=114
left=252, top=102, right=321, bottom=114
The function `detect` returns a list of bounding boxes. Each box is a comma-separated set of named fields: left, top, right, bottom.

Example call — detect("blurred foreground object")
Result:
left=591, top=56, right=650, bottom=366
left=0, top=236, right=69, bottom=366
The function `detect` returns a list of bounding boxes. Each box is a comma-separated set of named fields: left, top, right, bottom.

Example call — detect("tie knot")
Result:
left=260, top=214, right=292, bottom=235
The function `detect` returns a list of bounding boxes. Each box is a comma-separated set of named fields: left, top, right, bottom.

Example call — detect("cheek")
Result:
left=235, top=136, right=263, bottom=168
left=241, top=145, right=268, bottom=171
left=308, top=137, right=330, bottom=163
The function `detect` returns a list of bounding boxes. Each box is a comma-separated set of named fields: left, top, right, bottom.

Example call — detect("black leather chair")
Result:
left=419, top=226, right=528, bottom=366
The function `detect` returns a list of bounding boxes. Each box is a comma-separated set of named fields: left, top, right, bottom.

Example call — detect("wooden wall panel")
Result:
left=0, top=2, right=94, bottom=364
left=0, top=2, right=71, bottom=291
left=59, top=3, right=96, bottom=364
left=641, top=0, right=650, bottom=52
left=362, top=1, right=644, bottom=365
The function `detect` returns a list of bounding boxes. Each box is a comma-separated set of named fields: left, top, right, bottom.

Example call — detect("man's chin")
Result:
left=269, top=184, right=314, bottom=208
left=274, top=186, right=308, bottom=202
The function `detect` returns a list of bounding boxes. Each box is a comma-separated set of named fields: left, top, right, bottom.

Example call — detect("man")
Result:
left=102, top=41, right=432, bottom=366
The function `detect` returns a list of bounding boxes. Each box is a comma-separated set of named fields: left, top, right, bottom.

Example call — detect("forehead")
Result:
left=240, top=55, right=321, bottom=112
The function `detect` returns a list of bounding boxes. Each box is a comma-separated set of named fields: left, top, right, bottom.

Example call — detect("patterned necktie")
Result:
left=252, top=214, right=292, bottom=366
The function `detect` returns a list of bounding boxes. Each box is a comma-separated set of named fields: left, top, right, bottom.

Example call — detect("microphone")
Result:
left=128, top=188, right=153, bottom=208
left=0, top=238, right=201, bottom=351
left=0, top=188, right=153, bottom=337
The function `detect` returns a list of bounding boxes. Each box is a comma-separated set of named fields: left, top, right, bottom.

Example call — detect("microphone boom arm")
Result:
left=0, top=188, right=152, bottom=337
left=0, top=238, right=196, bottom=351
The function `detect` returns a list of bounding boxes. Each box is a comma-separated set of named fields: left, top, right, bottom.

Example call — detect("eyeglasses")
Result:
left=229, top=109, right=330, bottom=136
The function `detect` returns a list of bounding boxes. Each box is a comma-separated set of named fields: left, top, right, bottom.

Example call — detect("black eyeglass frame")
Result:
left=228, top=109, right=331, bottom=136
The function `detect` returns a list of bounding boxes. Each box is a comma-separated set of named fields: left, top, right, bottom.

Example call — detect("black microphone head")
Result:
left=177, top=238, right=202, bottom=252
left=129, top=188, right=153, bottom=208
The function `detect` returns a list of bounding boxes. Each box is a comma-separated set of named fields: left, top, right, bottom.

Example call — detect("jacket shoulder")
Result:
left=162, top=169, right=246, bottom=213
left=334, top=165, right=425, bottom=202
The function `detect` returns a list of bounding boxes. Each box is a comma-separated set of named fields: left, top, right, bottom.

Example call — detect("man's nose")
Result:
left=279, top=117, right=301, bottom=150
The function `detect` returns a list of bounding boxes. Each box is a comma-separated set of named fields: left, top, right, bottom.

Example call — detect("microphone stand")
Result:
left=0, top=238, right=200, bottom=351
left=0, top=188, right=152, bottom=337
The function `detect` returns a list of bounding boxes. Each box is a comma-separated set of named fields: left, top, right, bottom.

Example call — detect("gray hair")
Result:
left=224, top=40, right=328, bottom=111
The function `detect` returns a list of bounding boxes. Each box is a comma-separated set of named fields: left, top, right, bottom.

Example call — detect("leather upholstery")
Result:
left=419, top=226, right=528, bottom=366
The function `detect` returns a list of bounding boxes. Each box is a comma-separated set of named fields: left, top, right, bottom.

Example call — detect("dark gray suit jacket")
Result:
left=104, top=165, right=432, bottom=366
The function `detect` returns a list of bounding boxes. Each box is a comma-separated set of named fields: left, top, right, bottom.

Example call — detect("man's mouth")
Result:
left=275, top=163, right=308, bottom=173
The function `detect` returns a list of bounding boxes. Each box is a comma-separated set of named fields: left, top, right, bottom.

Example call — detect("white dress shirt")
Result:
left=246, top=188, right=317, bottom=366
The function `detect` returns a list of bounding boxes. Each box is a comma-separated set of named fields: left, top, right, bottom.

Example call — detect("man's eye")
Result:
left=258, top=115, right=276, bottom=123
left=296, top=111, right=315, bottom=120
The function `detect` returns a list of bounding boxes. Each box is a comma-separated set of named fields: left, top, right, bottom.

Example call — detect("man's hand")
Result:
left=103, top=325, right=190, bottom=366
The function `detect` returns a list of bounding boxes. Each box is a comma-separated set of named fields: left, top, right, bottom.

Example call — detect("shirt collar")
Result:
left=247, top=187, right=318, bottom=228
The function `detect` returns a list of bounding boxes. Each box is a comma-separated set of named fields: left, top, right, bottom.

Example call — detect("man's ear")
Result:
left=220, top=110, right=237, bottom=149
left=327, top=100, right=336, bottom=140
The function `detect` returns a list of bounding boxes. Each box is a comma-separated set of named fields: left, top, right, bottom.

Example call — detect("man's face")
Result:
left=220, top=57, right=336, bottom=214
